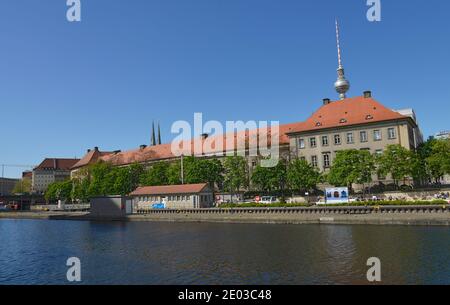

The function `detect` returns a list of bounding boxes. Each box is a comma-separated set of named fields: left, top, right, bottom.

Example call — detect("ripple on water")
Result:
left=0, top=220, right=449, bottom=284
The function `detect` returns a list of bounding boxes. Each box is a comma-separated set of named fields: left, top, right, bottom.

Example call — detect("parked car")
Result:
left=260, top=196, right=277, bottom=204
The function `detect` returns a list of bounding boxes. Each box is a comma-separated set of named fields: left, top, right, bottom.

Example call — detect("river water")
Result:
left=0, top=219, right=449, bottom=284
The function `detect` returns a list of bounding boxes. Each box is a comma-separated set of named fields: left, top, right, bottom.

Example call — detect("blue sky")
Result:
left=0, top=0, right=449, bottom=178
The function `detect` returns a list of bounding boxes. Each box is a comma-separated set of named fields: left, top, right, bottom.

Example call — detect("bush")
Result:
left=219, top=200, right=448, bottom=208
left=220, top=203, right=310, bottom=208
left=322, top=200, right=448, bottom=207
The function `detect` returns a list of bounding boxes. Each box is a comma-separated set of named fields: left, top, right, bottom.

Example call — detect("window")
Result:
left=322, top=136, right=329, bottom=146
left=299, top=138, right=305, bottom=149
left=334, top=134, right=341, bottom=145
left=360, top=131, right=368, bottom=142
left=323, top=154, right=331, bottom=168
left=375, top=149, right=383, bottom=156
left=251, top=160, right=257, bottom=167
left=300, top=156, right=306, bottom=161
left=347, top=132, right=354, bottom=144
left=310, top=137, right=317, bottom=148
left=374, top=130, right=382, bottom=141
left=388, top=128, right=396, bottom=139
left=311, top=155, right=318, bottom=167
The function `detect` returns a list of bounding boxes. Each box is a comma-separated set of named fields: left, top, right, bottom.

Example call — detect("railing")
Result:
left=32, top=204, right=90, bottom=212
left=136, top=205, right=449, bottom=215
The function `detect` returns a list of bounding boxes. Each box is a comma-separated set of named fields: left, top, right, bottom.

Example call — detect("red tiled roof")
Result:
left=22, top=171, right=33, bottom=179
left=130, top=183, right=209, bottom=196
left=95, top=124, right=296, bottom=167
left=101, top=143, right=175, bottom=166
left=287, top=96, right=409, bottom=134
left=35, top=158, right=80, bottom=171
left=71, top=149, right=113, bottom=169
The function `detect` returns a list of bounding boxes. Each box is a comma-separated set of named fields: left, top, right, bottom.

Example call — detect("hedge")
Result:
left=219, top=200, right=448, bottom=208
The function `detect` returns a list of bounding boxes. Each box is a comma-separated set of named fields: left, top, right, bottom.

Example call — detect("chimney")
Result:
left=323, top=98, right=331, bottom=105
left=94, top=147, right=99, bottom=151
left=87, top=149, right=91, bottom=153
left=363, top=91, right=372, bottom=98
left=201, top=133, right=209, bottom=140
left=113, top=150, right=121, bottom=154
left=140, top=144, right=147, bottom=150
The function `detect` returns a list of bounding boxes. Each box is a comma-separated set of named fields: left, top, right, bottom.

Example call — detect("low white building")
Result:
left=130, top=183, right=214, bottom=209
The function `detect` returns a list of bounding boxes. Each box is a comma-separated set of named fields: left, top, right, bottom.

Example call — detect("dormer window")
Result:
left=316, top=122, right=322, bottom=127
left=339, top=118, right=347, bottom=124
left=365, top=115, right=373, bottom=120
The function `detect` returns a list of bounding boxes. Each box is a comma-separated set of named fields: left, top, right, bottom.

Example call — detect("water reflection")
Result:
left=0, top=220, right=449, bottom=284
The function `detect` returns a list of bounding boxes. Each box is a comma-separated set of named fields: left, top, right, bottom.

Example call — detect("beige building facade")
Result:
left=130, top=183, right=214, bottom=209
left=32, top=158, right=80, bottom=193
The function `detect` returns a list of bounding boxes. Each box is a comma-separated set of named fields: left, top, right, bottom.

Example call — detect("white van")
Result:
left=260, top=196, right=277, bottom=204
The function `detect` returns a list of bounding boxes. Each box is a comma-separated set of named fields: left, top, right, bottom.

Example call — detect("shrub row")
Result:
left=219, top=200, right=448, bottom=208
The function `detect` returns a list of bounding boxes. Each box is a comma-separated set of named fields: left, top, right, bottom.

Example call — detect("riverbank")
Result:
left=1, top=205, right=450, bottom=226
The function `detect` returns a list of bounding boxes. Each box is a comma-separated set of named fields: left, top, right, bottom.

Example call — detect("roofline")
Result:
left=130, top=183, right=209, bottom=195
left=286, top=117, right=417, bottom=136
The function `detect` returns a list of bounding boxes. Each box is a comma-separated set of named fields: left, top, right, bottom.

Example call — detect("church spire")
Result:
left=157, top=122, right=162, bottom=145
left=151, top=121, right=156, bottom=146
left=334, top=19, right=350, bottom=100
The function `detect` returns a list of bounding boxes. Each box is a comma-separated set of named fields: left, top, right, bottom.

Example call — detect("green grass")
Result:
left=219, top=200, right=448, bottom=208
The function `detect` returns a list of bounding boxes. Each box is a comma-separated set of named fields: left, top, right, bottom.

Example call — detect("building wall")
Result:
left=0, top=178, right=19, bottom=196
left=90, top=196, right=128, bottom=218
left=32, top=170, right=71, bottom=193
left=289, top=120, right=417, bottom=173
left=133, top=191, right=214, bottom=209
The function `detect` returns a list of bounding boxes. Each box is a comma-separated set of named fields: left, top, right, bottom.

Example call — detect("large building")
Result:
left=32, top=158, right=80, bottom=193
left=287, top=92, right=422, bottom=174
left=70, top=21, right=424, bottom=189
left=434, top=131, right=450, bottom=140
left=0, top=178, right=20, bottom=196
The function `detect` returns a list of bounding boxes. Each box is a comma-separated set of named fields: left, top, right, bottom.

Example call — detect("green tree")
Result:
left=141, top=162, right=170, bottom=186
left=377, top=145, right=413, bottom=187
left=167, top=161, right=182, bottom=185
left=251, top=165, right=273, bottom=192
left=223, top=156, right=248, bottom=200
left=183, top=156, right=224, bottom=189
left=411, top=142, right=432, bottom=185
left=71, top=176, right=90, bottom=202
left=87, top=161, right=114, bottom=197
left=327, top=150, right=375, bottom=190
left=427, top=138, right=450, bottom=182
left=287, top=158, right=321, bottom=193
left=251, top=159, right=288, bottom=196
left=12, top=178, right=31, bottom=194
left=129, top=163, right=144, bottom=190
left=45, top=180, right=73, bottom=202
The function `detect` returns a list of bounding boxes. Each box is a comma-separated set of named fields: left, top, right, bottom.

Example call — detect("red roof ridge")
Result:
left=130, top=183, right=209, bottom=195
left=286, top=96, right=410, bottom=134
